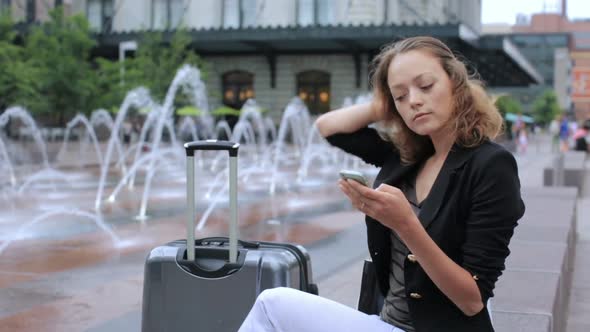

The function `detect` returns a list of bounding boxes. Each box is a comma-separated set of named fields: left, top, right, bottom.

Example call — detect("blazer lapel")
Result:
left=418, top=144, right=474, bottom=230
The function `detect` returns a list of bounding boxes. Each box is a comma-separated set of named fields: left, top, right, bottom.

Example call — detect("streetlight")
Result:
left=119, top=40, right=138, bottom=85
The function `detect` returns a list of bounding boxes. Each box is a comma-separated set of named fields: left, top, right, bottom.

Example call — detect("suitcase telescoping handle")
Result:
left=184, top=140, right=240, bottom=263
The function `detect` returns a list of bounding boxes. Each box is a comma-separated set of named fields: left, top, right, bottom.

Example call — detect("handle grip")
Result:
left=195, top=237, right=260, bottom=249
left=184, top=140, right=239, bottom=156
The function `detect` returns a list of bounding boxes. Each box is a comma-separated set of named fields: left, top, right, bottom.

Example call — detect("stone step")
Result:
left=493, top=311, right=551, bottom=332
left=493, top=270, right=563, bottom=332
left=522, top=186, right=578, bottom=200
left=493, top=189, right=578, bottom=332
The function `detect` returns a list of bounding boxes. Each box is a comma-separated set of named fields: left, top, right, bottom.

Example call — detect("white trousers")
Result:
left=238, top=287, right=405, bottom=332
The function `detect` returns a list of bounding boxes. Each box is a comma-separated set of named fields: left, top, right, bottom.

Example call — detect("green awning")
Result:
left=212, top=106, right=241, bottom=117
left=505, top=113, right=534, bottom=124
left=176, top=106, right=203, bottom=116
left=94, top=23, right=541, bottom=88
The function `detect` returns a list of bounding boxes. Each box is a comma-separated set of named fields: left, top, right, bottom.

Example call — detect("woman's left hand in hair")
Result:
left=338, top=179, right=419, bottom=233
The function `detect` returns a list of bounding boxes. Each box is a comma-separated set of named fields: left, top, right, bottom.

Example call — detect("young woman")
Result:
left=238, top=36, right=525, bottom=332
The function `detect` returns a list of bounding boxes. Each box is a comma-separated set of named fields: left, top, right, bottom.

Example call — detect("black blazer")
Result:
left=327, top=128, right=525, bottom=332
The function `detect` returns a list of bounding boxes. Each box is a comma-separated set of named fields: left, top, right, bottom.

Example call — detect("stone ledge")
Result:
left=492, top=310, right=551, bottom=332
left=543, top=151, right=587, bottom=190
left=494, top=269, right=562, bottom=332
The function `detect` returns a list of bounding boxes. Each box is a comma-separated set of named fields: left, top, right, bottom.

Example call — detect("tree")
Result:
left=92, top=29, right=208, bottom=113
left=2, top=9, right=209, bottom=124
left=126, top=30, right=207, bottom=104
left=495, top=95, right=523, bottom=118
left=531, top=90, right=561, bottom=126
left=23, top=7, right=96, bottom=125
left=89, top=57, right=128, bottom=112
left=0, top=11, right=41, bottom=111
left=494, top=95, right=523, bottom=140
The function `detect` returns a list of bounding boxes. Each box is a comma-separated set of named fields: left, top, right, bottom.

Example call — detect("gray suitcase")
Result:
left=141, top=140, right=318, bottom=332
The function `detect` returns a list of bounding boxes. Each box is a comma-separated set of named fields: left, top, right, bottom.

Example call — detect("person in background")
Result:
left=238, top=36, right=525, bottom=332
left=573, top=119, right=590, bottom=153
left=122, top=120, right=132, bottom=145
left=512, top=114, right=525, bottom=135
left=569, top=120, right=578, bottom=149
left=549, top=116, right=560, bottom=152
left=513, top=114, right=527, bottom=154
left=517, top=127, right=528, bottom=154
left=559, top=115, right=571, bottom=152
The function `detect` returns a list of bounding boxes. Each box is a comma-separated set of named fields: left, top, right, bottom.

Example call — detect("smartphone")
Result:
left=339, top=169, right=369, bottom=187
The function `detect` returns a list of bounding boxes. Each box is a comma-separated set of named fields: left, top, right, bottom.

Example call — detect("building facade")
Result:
left=63, top=0, right=500, bottom=117
left=482, top=31, right=572, bottom=115
left=508, top=7, right=590, bottom=121
left=71, top=0, right=481, bottom=34
left=1, top=0, right=72, bottom=23
left=8, top=0, right=539, bottom=120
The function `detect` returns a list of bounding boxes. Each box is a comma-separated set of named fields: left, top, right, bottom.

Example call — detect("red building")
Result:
left=512, top=1, right=590, bottom=120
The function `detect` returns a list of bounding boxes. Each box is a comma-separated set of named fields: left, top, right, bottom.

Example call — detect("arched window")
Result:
left=222, top=71, right=255, bottom=110
left=296, top=70, right=331, bottom=114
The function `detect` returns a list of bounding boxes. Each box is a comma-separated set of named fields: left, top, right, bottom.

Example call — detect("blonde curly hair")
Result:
left=370, top=36, right=503, bottom=164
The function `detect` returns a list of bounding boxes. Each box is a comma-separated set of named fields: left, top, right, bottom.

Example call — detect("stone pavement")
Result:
left=1, top=133, right=588, bottom=331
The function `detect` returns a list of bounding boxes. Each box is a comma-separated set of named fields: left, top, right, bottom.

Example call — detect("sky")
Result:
left=482, top=0, right=590, bottom=24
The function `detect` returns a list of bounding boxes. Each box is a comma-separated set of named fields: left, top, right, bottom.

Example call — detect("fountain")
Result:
left=89, top=108, right=115, bottom=129
left=177, top=116, right=199, bottom=142
left=214, top=120, right=232, bottom=140
left=268, top=97, right=313, bottom=194
left=231, top=120, right=257, bottom=146
left=0, top=71, right=389, bottom=332
left=136, top=65, right=209, bottom=220
left=106, top=147, right=180, bottom=203
left=95, top=87, right=154, bottom=210
left=238, top=99, right=269, bottom=147
left=297, top=124, right=333, bottom=182
left=58, top=114, right=104, bottom=166
left=0, top=68, right=377, bottom=264
left=16, top=168, right=72, bottom=195
left=0, top=208, right=121, bottom=256
left=126, top=106, right=161, bottom=189
left=341, top=96, right=354, bottom=107
left=0, top=136, right=16, bottom=187
left=0, top=106, right=50, bottom=169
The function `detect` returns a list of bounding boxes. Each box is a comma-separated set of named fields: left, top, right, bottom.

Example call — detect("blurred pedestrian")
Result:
left=123, top=120, right=132, bottom=145
left=559, top=115, right=570, bottom=152
left=517, top=127, right=528, bottom=154
left=573, top=119, right=590, bottom=153
left=549, top=116, right=560, bottom=152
